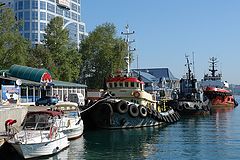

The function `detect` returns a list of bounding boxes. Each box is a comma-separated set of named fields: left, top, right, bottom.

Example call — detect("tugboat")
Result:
left=81, top=25, right=180, bottom=129
left=200, top=57, right=238, bottom=110
left=168, top=55, right=210, bottom=115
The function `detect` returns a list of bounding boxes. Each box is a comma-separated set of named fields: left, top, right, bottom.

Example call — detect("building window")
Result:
left=56, top=6, right=63, bottom=15
left=40, top=1, right=46, bottom=10
left=32, top=33, right=38, bottom=42
left=79, top=24, right=84, bottom=32
left=47, top=3, right=55, bottom=13
left=18, top=1, right=23, bottom=10
left=32, top=22, right=38, bottom=31
left=15, top=2, right=18, bottom=10
left=78, top=5, right=80, bottom=13
left=40, top=12, right=46, bottom=20
left=32, top=0, right=38, bottom=9
left=24, top=22, right=30, bottom=31
left=32, top=11, right=38, bottom=20
left=72, top=3, right=77, bottom=12
left=24, top=33, right=30, bottom=40
left=24, top=0, right=30, bottom=9
left=72, top=12, right=77, bottom=21
left=18, top=12, right=23, bottom=20
left=64, top=10, right=70, bottom=18
left=47, top=13, right=54, bottom=21
left=24, top=11, right=30, bottom=20
left=78, top=15, right=80, bottom=22
left=40, top=22, right=46, bottom=31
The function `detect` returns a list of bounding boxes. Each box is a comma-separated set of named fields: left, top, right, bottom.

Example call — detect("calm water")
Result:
left=3, top=96, right=240, bottom=160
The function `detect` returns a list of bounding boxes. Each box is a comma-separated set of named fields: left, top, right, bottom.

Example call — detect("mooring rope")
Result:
left=80, top=97, right=110, bottom=114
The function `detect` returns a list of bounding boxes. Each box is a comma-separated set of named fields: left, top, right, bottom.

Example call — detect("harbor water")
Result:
left=2, top=96, right=240, bottom=160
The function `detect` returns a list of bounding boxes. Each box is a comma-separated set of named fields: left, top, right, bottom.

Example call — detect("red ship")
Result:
left=200, top=57, right=238, bottom=110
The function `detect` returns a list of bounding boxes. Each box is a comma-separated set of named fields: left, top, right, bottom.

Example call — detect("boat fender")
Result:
left=129, top=104, right=139, bottom=117
left=138, top=105, right=148, bottom=117
left=183, top=103, right=189, bottom=109
left=116, top=100, right=129, bottom=114
left=194, top=105, right=199, bottom=110
left=133, top=91, right=140, bottom=98
left=147, top=107, right=152, bottom=116
left=177, top=105, right=184, bottom=111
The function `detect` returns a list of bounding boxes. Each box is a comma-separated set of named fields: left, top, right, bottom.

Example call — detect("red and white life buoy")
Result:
left=133, top=91, right=140, bottom=98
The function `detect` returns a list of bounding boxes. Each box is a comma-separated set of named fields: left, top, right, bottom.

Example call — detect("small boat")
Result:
left=200, top=57, right=238, bottom=110
left=81, top=25, right=180, bottom=129
left=168, top=56, right=210, bottom=115
left=53, top=101, right=84, bottom=140
left=7, top=110, right=70, bottom=159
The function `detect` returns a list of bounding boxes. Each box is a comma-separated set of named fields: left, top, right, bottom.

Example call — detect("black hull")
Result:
left=167, top=100, right=211, bottom=116
left=81, top=99, right=180, bottom=130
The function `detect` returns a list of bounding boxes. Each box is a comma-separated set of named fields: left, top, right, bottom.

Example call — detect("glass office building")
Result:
left=0, top=0, right=87, bottom=45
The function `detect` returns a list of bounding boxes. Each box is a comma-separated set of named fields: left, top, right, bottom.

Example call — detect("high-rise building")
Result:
left=0, top=0, right=88, bottom=45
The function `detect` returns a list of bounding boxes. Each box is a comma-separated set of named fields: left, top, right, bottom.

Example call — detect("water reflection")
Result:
left=83, top=127, right=164, bottom=159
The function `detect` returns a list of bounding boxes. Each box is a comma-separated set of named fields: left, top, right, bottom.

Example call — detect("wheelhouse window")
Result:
left=125, top=82, right=129, bottom=87
left=131, top=82, right=134, bottom=87
left=136, top=83, right=139, bottom=88
left=119, top=82, right=123, bottom=87
left=114, top=82, right=117, bottom=88
left=109, top=83, right=113, bottom=88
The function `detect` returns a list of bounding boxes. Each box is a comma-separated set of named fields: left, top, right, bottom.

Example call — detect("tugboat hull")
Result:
left=81, top=99, right=180, bottom=129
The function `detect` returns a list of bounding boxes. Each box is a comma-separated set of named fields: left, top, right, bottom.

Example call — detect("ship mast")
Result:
left=185, top=55, right=192, bottom=80
left=209, top=57, right=218, bottom=77
left=121, top=24, right=135, bottom=76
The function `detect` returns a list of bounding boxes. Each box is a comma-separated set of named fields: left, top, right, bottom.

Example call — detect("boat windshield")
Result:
left=23, top=113, right=53, bottom=130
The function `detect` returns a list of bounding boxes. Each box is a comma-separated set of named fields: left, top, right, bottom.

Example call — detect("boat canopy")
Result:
left=27, top=110, right=63, bottom=117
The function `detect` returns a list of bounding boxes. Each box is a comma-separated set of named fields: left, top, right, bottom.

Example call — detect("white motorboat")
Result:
left=7, top=110, right=70, bottom=159
left=54, top=101, right=84, bottom=140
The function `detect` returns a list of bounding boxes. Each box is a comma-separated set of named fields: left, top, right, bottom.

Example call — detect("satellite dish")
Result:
left=16, top=79, right=22, bottom=86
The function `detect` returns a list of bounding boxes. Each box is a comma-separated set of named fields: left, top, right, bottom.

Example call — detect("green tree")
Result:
left=0, top=8, right=29, bottom=70
left=43, top=17, right=82, bottom=81
left=79, top=23, right=127, bottom=89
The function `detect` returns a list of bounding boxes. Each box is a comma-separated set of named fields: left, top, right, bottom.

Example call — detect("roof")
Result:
left=133, top=68, right=179, bottom=81
left=106, top=76, right=144, bottom=84
left=133, top=71, right=158, bottom=83
left=53, top=80, right=87, bottom=88
left=8, top=64, right=52, bottom=83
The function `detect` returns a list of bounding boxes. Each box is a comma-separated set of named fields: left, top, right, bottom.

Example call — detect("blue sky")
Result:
left=82, top=0, right=240, bottom=84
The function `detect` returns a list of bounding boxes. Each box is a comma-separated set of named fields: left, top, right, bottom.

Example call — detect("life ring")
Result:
left=133, top=91, right=140, bottom=98
left=138, top=105, right=147, bottom=117
left=128, top=104, right=139, bottom=117
left=49, top=126, right=57, bottom=139
left=116, top=100, right=128, bottom=114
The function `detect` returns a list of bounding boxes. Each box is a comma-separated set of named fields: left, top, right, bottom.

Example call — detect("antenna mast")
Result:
left=121, top=24, right=136, bottom=76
